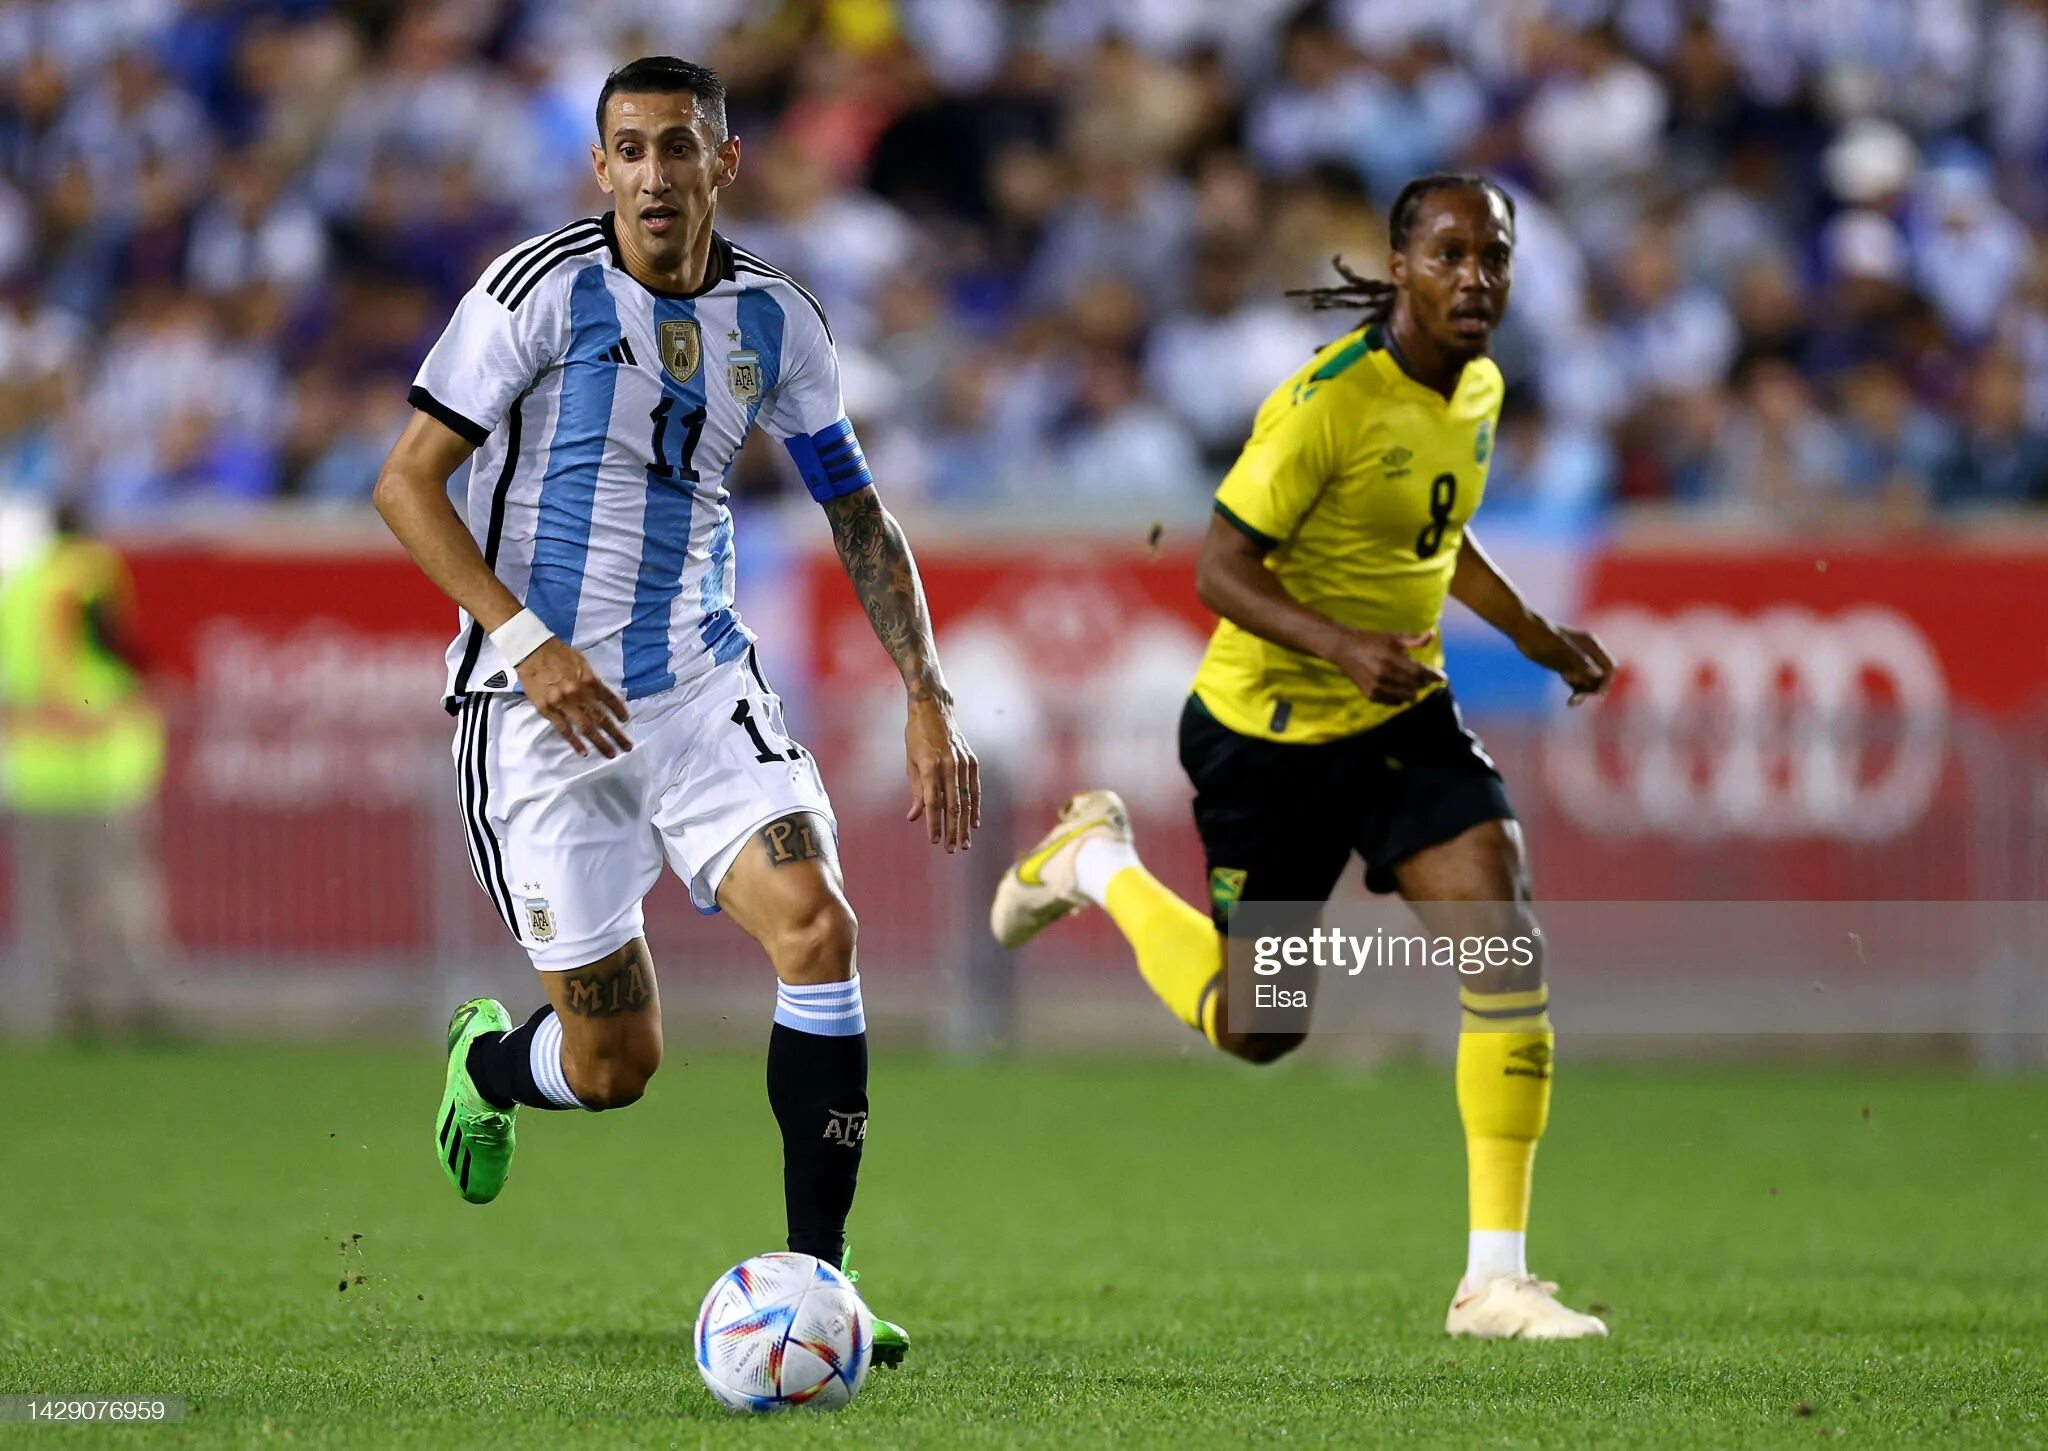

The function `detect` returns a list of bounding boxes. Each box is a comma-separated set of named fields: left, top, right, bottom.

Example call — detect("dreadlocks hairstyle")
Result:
left=1285, top=172, right=1518, bottom=326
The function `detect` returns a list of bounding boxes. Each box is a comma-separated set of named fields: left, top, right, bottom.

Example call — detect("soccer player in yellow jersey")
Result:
left=991, top=175, right=1616, bottom=1339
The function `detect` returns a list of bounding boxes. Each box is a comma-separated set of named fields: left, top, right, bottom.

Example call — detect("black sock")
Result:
left=465, top=1005, right=571, bottom=1110
left=766, top=1022, right=868, bottom=1266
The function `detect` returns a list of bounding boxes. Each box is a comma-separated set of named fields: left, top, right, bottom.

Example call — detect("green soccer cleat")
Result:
left=840, top=1243, right=910, bottom=1369
left=435, top=998, right=517, bottom=1205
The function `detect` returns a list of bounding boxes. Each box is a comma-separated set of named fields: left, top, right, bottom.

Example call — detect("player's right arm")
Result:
left=1197, top=371, right=1443, bottom=707
left=375, top=270, right=630, bottom=758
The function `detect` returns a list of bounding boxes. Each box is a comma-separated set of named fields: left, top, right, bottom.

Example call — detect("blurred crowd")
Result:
left=2, top=0, right=2047, bottom=528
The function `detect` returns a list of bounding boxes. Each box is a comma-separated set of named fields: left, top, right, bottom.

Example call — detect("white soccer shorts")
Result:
left=451, top=647, right=834, bottom=970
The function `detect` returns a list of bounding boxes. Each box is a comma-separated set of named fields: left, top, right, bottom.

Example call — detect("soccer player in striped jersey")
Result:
left=374, top=57, right=978, bottom=1364
left=990, top=176, right=1615, bottom=1339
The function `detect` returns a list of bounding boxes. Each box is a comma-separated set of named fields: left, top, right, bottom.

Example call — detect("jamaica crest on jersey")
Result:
left=658, top=319, right=702, bottom=384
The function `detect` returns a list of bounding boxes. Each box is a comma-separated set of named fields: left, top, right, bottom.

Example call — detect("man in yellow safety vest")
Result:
left=0, top=503, right=170, bottom=1037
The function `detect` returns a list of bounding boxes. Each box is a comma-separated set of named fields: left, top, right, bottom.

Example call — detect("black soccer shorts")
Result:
left=1178, top=687, right=1515, bottom=930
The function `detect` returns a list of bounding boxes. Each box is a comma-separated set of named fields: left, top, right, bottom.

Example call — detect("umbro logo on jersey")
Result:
left=1382, top=445, right=1413, bottom=478
left=1506, top=1041, right=1552, bottom=1080
left=601, top=336, right=638, bottom=367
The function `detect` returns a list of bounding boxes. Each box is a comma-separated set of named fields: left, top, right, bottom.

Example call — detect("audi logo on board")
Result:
left=1544, top=606, right=1949, bottom=842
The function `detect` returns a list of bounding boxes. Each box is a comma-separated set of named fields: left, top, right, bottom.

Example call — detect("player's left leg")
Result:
left=715, top=812, right=908, bottom=1365
left=1392, top=818, right=1605, bottom=1340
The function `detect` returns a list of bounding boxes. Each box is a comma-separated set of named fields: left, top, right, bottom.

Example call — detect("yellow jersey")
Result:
left=1191, top=325, right=1503, bottom=744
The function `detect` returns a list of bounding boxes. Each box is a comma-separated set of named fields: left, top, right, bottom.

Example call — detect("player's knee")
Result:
left=1217, top=1029, right=1308, bottom=1066
left=770, top=899, right=858, bottom=986
left=573, top=1054, right=654, bottom=1110
left=568, top=1032, right=662, bottom=1110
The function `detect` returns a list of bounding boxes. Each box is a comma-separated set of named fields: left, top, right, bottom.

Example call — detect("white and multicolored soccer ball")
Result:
left=694, top=1252, right=873, bottom=1412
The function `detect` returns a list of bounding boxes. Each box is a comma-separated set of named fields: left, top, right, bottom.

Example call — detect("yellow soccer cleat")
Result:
left=1445, top=1275, right=1609, bottom=1340
left=989, top=789, right=1132, bottom=948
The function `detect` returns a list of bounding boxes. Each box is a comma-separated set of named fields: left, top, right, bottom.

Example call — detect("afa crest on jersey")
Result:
left=659, top=319, right=702, bottom=384
left=728, top=349, right=763, bottom=404
left=523, top=895, right=557, bottom=944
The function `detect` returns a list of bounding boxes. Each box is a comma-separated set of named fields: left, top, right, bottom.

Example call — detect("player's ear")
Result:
left=714, top=134, right=741, bottom=190
left=1388, top=247, right=1408, bottom=288
left=589, top=141, right=614, bottom=195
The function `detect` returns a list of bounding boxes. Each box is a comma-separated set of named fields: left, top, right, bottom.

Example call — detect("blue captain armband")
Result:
left=784, top=418, right=874, bottom=502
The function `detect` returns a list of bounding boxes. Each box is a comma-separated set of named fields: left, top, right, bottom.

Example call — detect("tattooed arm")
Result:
left=821, top=486, right=980, bottom=852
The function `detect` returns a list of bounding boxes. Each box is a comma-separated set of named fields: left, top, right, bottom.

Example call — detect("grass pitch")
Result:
left=1, top=1042, right=2043, bottom=1448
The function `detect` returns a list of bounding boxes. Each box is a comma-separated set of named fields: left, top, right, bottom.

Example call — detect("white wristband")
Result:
left=490, top=608, right=555, bottom=667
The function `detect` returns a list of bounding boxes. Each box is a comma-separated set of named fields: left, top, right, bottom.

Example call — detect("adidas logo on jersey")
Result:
left=601, top=336, right=638, bottom=367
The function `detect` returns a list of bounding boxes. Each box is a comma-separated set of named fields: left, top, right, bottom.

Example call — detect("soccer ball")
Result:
left=694, top=1252, right=874, bottom=1411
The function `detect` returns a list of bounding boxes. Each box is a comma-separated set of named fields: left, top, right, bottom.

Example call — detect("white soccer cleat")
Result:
left=1444, top=1274, right=1609, bottom=1340
left=989, top=789, right=1132, bottom=949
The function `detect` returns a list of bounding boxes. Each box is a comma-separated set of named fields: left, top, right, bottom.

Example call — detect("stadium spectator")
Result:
left=1932, top=349, right=2048, bottom=508
left=1144, top=237, right=1324, bottom=470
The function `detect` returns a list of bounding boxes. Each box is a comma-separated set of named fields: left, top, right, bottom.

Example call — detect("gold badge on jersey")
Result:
left=658, top=320, right=702, bottom=384
left=728, top=349, right=763, bottom=404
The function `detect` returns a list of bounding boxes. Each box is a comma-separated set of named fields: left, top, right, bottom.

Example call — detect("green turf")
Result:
left=1, top=1044, right=2043, bottom=1448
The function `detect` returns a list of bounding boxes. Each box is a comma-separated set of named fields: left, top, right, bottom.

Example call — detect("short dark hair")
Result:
left=595, top=57, right=727, bottom=147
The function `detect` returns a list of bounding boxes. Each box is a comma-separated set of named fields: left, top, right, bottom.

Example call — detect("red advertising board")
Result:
left=9, top=524, right=2039, bottom=957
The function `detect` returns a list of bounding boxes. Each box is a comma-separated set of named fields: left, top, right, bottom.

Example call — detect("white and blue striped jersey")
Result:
left=410, top=214, right=872, bottom=707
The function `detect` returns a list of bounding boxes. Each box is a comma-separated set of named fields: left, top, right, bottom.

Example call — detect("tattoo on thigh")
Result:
left=561, top=950, right=654, bottom=1018
left=759, top=814, right=826, bottom=867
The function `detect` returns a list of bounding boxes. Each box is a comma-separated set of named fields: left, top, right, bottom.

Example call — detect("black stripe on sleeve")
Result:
left=484, top=218, right=599, bottom=296
left=487, top=221, right=602, bottom=305
left=729, top=252, right=834, bottom=344
left=504, top=239, right=606, bottom=311
left=408, top=385, right=489, bottom=447
left=450, top=399, right=524, bottom=697
left=1213, top=500, right=1281, bottom=551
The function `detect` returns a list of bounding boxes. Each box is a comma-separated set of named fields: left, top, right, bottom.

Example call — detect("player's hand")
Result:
left=516, top=638, right=634, bottom=758
left=1332, top=629, right=1445, bottom=706
left=904, top=692, right=979, bottom=854
left=1518, top=620, right=1616, bottom=706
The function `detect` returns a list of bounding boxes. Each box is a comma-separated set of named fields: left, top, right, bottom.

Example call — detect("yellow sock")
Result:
left=1456, top=985, right=1553, bottom=1256
left=1100, top=866, right=1224, bottom=1038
